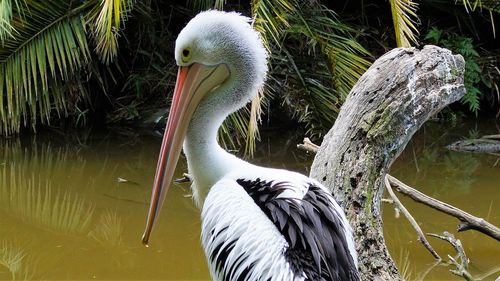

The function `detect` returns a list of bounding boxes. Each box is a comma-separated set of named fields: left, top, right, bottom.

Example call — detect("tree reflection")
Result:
left=393, top=124, right=482, bottom=197
left=88, top=210, right=124, bottom=247
left=0, top=164, right=94, bottom=234
left=0, top=241, right=33, bottom=280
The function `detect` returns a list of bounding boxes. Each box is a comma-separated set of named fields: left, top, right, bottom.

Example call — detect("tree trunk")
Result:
left=310, top=45, right=466, bottom=280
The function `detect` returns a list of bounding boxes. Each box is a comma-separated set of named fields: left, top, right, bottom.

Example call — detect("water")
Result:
left=0, top=121, right=498, bottom=280
left=383, top=121, right=500, bottom=280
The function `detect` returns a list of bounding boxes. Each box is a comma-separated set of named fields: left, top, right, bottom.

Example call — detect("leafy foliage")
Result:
left=389, top=0, right=420, bottom=47
left=425, top=27, right=484, bottom=114
left=0, top=0, right=94, bottom=135
left=0, top=0, right=17, bottom=43
left=1, top=0, right=499, bottom=150
left=87, top=0, right=133, bottom=64
left=0, top=0, right=135, bottom=136
left=245, top=1, right=371, bottom=144
left=182, top=0, right=371, bottom=152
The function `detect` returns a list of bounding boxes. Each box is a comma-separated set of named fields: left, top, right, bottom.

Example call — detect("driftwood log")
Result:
left=309, top=45, right=466, bottom=280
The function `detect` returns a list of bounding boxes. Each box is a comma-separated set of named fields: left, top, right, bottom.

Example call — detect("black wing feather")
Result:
left=237, top=178, right=360, bottom=281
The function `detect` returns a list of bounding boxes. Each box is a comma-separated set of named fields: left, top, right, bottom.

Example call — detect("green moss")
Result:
left=364, top=185, right=373, bottom=216
left=367, top=107, right=395, bottom=141
left=450, top=66, right=460, bottom=77
left=362, top=151, right=379, bottom=222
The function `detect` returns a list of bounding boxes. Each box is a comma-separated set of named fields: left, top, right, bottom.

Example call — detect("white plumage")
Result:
left=202, top=167, right=357, bottom=280
left=142, top=10, right=360, bottom=281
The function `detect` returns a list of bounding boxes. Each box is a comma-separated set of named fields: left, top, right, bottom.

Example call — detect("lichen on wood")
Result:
left=310, top=45, right=466, bottom=280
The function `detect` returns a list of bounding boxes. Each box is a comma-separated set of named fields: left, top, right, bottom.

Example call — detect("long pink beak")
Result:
left=142, top=63, right=229, bottom=245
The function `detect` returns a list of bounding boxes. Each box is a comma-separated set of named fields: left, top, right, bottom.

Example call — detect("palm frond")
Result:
left=0, top=0, right=14, bottom=43
left=246, top=89, right=264, bottom=156
left=274, top=46, right=341, bottom=139
left=455, top=0, right=499, bottom=36
left=0, top=0, right=91, bottom=135
left=0, top=0, right=26, bottom=43
left=288, top=7, right=371, bottom=99
left=251, top=0, right=295, bottom=47
left=87, top=0, right=133, bottom=64
left=220, top=1, right=371, bottom=152
left=454, top=0, right=500, bottom=13
left=272, top=5, right=370, bottom=138
left=389, top=0, right=420, bottom=47
left=217, top=0, right=295, bottom=155
left=218, top=87, right=268, bottom=157
left=186, top=0, right=225, bottom=10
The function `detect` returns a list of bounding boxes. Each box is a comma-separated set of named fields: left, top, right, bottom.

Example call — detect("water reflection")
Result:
left=386, top=121, right=500, bottom=280
left=88, top=210, right=124, bottom=247
left=0, top=241, right=33, bottom=280
left=0, top=123, right=497, bottom=280
left=402, top=144, right=481, bottom=195
left=1, top=165, right=94, bottom=235
left=0, top=131, right=210, bottom=280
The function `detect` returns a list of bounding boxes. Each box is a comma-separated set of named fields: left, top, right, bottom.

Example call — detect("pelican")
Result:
left=142, top=10, right=360, bottom=281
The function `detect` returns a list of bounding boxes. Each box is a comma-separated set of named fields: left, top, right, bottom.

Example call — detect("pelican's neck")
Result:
left=183, top=73, right=254, bottom=207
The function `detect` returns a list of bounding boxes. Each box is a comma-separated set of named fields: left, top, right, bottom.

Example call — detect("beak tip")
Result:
left=141, top=234, right=150, bottom=247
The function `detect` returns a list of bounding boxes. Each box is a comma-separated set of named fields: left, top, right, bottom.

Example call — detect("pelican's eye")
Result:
left=181, top=48, right=191, bottom=62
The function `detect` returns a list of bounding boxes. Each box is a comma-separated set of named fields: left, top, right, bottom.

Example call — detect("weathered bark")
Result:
left=310, top=45, right=466, bottom=280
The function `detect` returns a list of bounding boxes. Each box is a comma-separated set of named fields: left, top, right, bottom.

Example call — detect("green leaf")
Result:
left=389, top=0, right=420, bottom=47
left=424, top=26, right=442, bottom=44
left=0, top=0, right=92, bottom=135
left=86, top=0, right=133, bottom=64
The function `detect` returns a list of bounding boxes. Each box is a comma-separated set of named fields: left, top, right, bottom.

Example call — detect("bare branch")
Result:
left=428, top=232, right=474, bottom=281
left=299, top=138, right=500, bottom=241
left=387, top=174, right=500, bottom=241
left=384, top=175, right=441, bottom=260
left=297, top=138, right=319, bottom=154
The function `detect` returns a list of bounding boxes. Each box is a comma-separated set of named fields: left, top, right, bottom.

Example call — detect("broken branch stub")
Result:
left=310, top=45, right=466, bottom=280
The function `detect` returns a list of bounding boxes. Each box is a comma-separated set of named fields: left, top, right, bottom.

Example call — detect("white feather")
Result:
left=202, top=178, right=305, bottom=281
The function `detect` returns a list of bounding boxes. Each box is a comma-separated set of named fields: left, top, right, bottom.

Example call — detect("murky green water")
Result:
left=383, top=121, right=500, bottom=281
left=0, top=121, right=498, bottom=280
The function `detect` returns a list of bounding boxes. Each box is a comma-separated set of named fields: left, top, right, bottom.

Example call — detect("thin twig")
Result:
left=382, top=198, right=394, bottom=204
left=481, top=134, right=500, bottom=140
left=387, top=174, right=500, bottom=241
left=384, top=175, right=442, bottom=260
left=428, top=232, right=474, bottom=281
left=174, top=173, right=192, bottom=183
left=297, top=138, right=319, bottom=154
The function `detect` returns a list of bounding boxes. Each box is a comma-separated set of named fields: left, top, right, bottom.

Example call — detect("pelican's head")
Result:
left=142, top=10, right=268, bottom=245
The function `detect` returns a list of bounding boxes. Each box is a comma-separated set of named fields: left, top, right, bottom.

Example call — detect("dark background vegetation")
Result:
left=0, top=0, right=498, bottom=151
